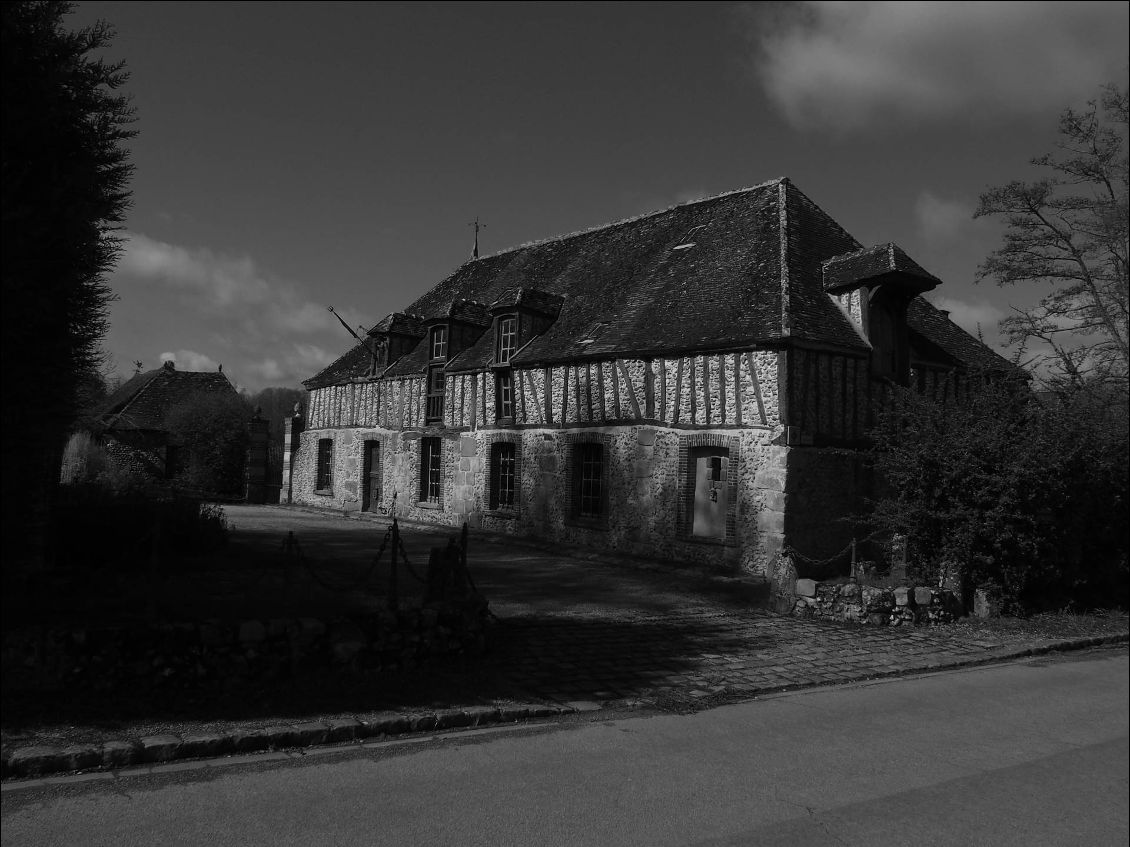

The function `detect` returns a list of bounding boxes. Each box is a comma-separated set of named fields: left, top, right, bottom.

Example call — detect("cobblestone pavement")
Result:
left=487, top=609, right=1122, bottom=710
left=4, top=505, right=1125, bottom=780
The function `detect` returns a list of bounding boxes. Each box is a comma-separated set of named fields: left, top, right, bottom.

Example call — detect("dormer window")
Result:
left=430, top=325, right=448, bottom=361
left=497, top=315, right=517, bottom=364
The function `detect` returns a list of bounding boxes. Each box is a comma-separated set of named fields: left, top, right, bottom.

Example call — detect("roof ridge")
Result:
left=468, top=177, right=788, bottom=264
left=778, top=180, right=791, bottom=337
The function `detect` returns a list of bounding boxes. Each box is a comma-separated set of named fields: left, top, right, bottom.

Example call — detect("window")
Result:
left=419, top=437, right=442, bottom=503
left=496, top=315, right=517, bottom=363
left=426, top=365, right=445, bottom=424
left=495, top=370, right=514, bottom=421
left=316, top=438, right=333, bottom=492
left=430, top=325, right=448, bottom=361
left=489, top=441, right=517, bottom=510
left=573, top=442, right=604, bottom=519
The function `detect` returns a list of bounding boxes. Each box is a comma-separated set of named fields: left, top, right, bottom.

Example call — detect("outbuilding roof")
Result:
left=96, top=362, right=239, bottom=432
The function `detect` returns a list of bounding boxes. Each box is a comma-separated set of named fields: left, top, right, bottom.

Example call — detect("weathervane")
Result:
left=469, top=217, right=485, bottom=260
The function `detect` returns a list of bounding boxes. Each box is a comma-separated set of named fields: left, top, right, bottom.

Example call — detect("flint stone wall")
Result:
left=792, top=579, right=962, bottom=626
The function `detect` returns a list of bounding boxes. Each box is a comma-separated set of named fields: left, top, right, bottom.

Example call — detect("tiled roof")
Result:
left=367, top=312, right=426, bottom=338
left=488, top=287, right=565, bottom=316
left=306, top=179, right=1005, bottom=385
left=96, top=364, right=239, bottom=432
left=305, top=341, right=374, bottom=389
left=907, top=298, right=1018, bottom=372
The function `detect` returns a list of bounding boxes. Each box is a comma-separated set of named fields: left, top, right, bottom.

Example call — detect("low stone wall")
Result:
left=2, top=596, right=490, bottom=694
left=791, top=578, right=962, bottom=626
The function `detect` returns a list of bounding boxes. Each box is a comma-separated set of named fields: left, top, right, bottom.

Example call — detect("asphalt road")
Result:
left=3, top=648, right=1126, bottom=847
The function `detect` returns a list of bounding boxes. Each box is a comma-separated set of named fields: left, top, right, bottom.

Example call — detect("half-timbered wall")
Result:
left=783, top=348, right=869, bottom=443
left=307, top=351, right=781, bottom=432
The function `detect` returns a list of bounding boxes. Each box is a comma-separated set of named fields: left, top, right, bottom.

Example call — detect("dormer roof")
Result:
left=822, top=243, right=940, bottom=295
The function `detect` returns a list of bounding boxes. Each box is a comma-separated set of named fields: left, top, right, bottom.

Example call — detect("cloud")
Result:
left=159, top=349, right=221, bottom=372
left=110, top=233, right=368, bottom=391
left=244, top=345, right=337, bottom=387
left=931, top=296, right=1007, bottom=339
left=745, top=2, right=1129, bottom=130
left=118, top=232, right=365, bottom=337
left=914, top=192, right=975, bottom=244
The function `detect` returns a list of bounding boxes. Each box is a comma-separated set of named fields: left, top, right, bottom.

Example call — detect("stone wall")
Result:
left=1, top=596, right=490, bottom=695
left=791, top=578, right=962, bottom=626
left=292, top=423, right=798, bottom=575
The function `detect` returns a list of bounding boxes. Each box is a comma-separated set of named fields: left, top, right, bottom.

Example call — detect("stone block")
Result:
left=434, top=708, right=473, bottom=730
left=761, top=490, right=787, bottom=512
left=839, top=582, right=860, bottom=599
left=464, top=705, right=501, bottom=726
left=360, top=714, right=410, bottom=738
left=499, top=704, right=531, bottom=722
left=8, top=746, right=64, bottom=777
left=636, top=428, right=656, bottom=447
left=633, top=459, right=653, bottom=478
left=238, top=620, right=266, bottom=644
left=894, top=587, right=912, bottom=607
left=914, top=587, right=934, bottom=607
left=460, top=436, right=478, bottom=457
left=55, top=745, right=97, bottom=772
left=296, top=617, right=326, bottom=640
left=291, top=722, right=329, bottom=747
left=407, top=712, right=438, bottom=733
left=231, top=729, right=269, bottom=752
left=101, top=740, right=140, bottom=768
left=326, top=718, right=362, bottom=743
left=140, top=734, right=182, bottom=763
left=264, top=726, right=300, bottom=749
left=795, top=578, right=817, bottom=597
left=974, top=586, right=1001, bottom=619
left=180, top=733, right=232, bottom=759
left=861, top=586, right=893, bottom=612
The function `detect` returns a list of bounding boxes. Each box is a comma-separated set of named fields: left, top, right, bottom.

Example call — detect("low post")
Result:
left=389, top=518, right=399, bottom=611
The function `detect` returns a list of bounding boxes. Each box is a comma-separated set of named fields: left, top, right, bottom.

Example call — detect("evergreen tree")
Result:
left=1, top=1, right=135, bottom=571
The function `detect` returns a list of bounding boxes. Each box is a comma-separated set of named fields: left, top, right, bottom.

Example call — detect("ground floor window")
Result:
left=573, top=441, right=605, bottom=519
left=489, top=441, right=518, bottom=510
left=316, top=438, right=333, bottom=492
left=419, top=437, right=442, bottom=503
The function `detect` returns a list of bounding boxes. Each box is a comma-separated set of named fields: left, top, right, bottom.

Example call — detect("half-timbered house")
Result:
left=290, top=178, right=1012, bottom=575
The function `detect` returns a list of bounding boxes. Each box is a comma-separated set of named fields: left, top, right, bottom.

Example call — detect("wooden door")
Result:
left=692, top=449, right=727, bottom=539
left=362, top=441, right=381, bottom=512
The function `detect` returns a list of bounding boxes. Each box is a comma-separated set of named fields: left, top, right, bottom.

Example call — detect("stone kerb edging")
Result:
left=1, top=703, right=576, bottom=779
left=792, top=578, right=962, bottom=625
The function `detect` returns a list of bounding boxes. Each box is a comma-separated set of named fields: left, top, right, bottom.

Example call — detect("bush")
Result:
left=165, top=392, right=251, bottom=496
left=52, top=483, right=229, bottom=570
left=867, top=377, right=1128, bottom=613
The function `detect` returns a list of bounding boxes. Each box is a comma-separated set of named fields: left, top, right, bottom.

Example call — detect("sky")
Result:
left=69, top=1, right=1129, bottom=393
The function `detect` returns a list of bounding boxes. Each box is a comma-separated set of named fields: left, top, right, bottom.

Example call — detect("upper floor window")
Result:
left=426, top=365, right=445, bottom=424
left=430, top=325, right=448, bottom=361
left=495, top=370, right=514, bottom=421
left=496, top=315, right=517, bottom=364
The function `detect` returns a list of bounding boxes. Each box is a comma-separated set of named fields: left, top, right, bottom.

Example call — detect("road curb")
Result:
left=1, top=703, right=574, bottom=781
left=3, top=634, right=1125, bottom=782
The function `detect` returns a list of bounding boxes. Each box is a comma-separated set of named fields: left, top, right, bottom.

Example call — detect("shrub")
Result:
left=867, top=377, right=1128, bottom=612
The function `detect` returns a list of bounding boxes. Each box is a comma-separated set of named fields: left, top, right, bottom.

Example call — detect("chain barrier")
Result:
left=782, top=528, right=888, bottom=570
left=283, top=524, right=393, bottom=594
